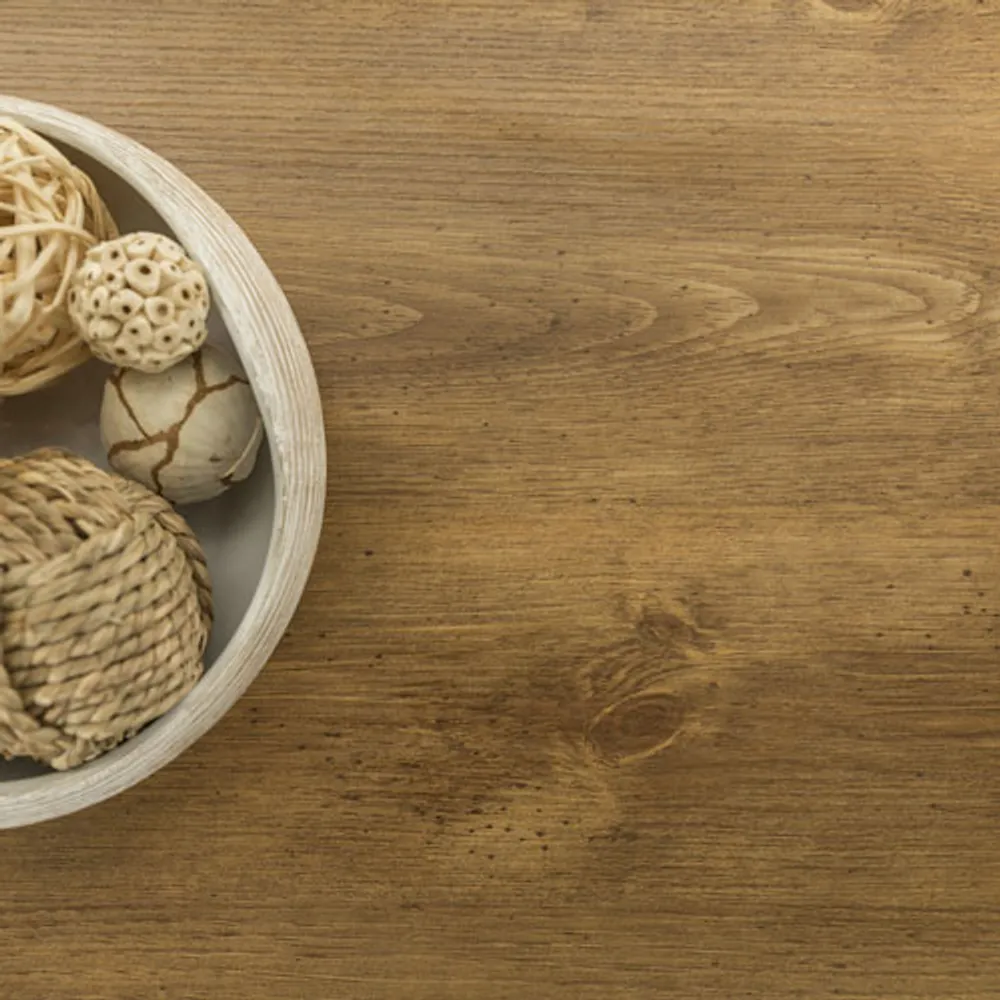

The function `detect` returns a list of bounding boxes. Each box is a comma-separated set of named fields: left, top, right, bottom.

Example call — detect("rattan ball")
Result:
left=0, top=118, right=118, bottom=398
left=0, top=448, right=213, bottom=771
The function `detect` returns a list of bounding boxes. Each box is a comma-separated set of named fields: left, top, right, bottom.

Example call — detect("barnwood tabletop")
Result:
left=4, top=1, right=1000, bottom=996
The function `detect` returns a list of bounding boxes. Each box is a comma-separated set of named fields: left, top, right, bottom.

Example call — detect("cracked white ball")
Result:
left=100, top=345, right=264, bottom=505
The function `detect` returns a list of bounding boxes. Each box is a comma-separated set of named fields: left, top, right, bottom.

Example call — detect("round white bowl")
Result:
left=0, top=96, right=326, bottom=829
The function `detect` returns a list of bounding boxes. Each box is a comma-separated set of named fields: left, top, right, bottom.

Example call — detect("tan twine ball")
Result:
left=0, top=448, right=213, bottom=770
left=0, top=117, right=117, bottom=397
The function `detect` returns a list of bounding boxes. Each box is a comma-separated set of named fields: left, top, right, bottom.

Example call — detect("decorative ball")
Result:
left=0, top=448, right=213, bottom=771
left=0, top=117, right=118, bottom=397
left=100, top=344, right=264, bottom=505
left=68, top=231, right=210, bottom=373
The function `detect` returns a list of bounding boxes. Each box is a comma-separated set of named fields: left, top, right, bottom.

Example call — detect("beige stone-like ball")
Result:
left=68, top=231, right=210, bottom=373
left=100, top=345, right=264, bottom=505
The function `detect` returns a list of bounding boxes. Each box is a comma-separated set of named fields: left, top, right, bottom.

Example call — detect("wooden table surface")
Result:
left=5, top=1, right=1000, bottom=996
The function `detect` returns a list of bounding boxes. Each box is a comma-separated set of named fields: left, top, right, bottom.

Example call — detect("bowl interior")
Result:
left=0, top=139, right=275, bottom=781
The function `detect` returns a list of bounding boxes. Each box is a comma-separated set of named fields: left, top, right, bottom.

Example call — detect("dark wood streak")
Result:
left=107, top=351, right=249, bottom=495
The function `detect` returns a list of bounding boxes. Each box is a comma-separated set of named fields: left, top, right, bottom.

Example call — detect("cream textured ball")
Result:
left=68, top=231, right=210, bottom=372
left=101, top=345, right=264, bottom=505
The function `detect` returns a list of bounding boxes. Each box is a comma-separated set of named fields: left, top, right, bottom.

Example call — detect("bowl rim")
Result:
left=0, top=96, right=327, bottom=829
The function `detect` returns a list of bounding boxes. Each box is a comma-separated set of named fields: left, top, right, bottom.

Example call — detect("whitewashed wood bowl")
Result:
left=0, top=96, right=326, bottom=829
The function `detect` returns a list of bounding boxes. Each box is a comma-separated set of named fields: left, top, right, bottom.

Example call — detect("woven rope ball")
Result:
left=0, top=448, right=213, bottom=770
left=0, top=117, right=117, bottom=398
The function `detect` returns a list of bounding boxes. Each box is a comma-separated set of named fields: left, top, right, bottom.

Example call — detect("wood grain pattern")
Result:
left=3, top=0, right=1000, bottom=995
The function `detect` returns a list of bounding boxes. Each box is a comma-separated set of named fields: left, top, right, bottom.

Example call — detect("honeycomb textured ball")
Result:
left=67, top=232, right=210, bottom=373
left=0, top=449, right=213, bottom=771
left=101, top=345, right=264, bottom=505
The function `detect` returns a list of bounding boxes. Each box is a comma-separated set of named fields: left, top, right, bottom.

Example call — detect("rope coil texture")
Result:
left=0, top=448, right=212, bottom=770
left=0, top=117, right=118, bottom=397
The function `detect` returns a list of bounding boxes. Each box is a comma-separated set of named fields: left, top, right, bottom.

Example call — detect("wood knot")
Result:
left=585, top=692, right=685, bottom=765
left=634, top=605, right=712, bottom=656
